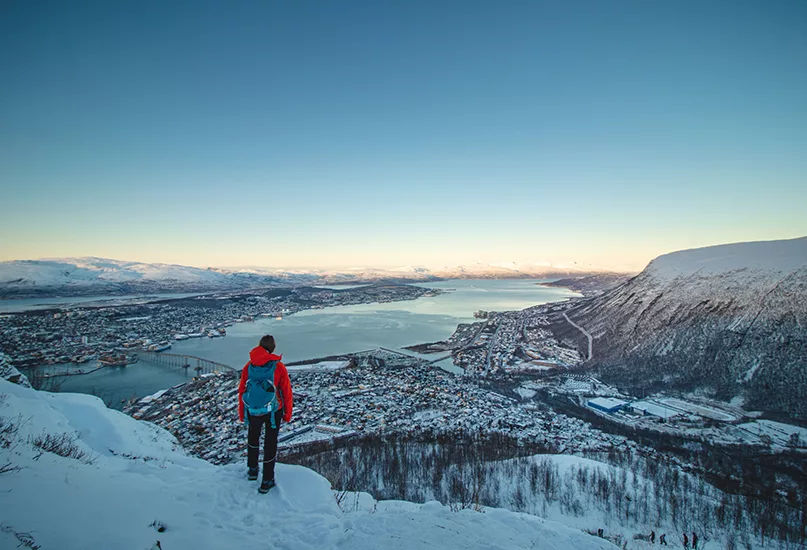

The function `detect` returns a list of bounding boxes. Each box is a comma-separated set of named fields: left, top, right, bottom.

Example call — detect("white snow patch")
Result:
left=516, top=387, right=537, bottom=400
left=740, top=361, right=763, bottom=383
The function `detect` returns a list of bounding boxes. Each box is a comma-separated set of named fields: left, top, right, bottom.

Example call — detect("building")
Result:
left=587, top=397, right=627, bottom=414
left=629, top=401, right=681, bottom=420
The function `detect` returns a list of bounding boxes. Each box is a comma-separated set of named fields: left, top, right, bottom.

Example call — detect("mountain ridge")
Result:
left=0, top=257, right=617, bottom=298
left=552, top=236, right=807, bottom=418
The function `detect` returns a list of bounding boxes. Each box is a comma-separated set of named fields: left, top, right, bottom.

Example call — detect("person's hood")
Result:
left=249, top=346, right=282, bottom=366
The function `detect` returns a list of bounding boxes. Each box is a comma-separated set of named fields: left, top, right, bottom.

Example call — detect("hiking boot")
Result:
left=247, top=467, right=258, bottom=481
left=258, top=479, right=276, bottom=494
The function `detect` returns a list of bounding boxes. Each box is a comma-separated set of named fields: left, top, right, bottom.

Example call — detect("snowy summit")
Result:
left=645, top=236, right=807, bottom=279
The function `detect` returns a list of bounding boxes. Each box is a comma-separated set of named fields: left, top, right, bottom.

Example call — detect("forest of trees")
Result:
left=288, top=431, right=806, bottom=549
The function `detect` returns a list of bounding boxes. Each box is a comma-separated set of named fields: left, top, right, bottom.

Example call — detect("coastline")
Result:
left=8, top=284, right=443, bottom=370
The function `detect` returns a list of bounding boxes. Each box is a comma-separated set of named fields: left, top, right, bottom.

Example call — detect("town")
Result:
left=124, top=349, right=634, bottom=465
left=119, top=289, right=806, bottom=467
left=0, top=284, right=440, bottom=368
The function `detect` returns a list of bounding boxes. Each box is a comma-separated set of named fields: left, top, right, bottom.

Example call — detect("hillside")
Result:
left=552, top=237, right=807, bottom=417
left=0, top=375, right=616, bottom=550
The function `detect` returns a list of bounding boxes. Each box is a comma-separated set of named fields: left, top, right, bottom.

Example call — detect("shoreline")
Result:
left=10, top=283, right=443, bottom=370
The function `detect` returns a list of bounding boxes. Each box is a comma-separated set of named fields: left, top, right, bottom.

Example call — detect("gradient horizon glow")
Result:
left=2, top=1, right=806, bottom=272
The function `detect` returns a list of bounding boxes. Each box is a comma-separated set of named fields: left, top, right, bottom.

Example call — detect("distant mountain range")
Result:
left=552, top=237, right=807, bottom=419
left=0, top=257, right=611, bottom=298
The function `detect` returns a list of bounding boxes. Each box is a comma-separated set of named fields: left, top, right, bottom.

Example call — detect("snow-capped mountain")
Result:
left=0, top=257, right=611, bottom=298
left=0, top=376, right=616, bottom=550
left=554, top=237, right=807, bottom=417
left=189, top=262, right=605, bottom=285
left=0, top=257, right=306, bottom=298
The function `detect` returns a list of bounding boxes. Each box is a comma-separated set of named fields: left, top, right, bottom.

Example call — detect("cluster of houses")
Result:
left=125, top=349, right=633, bottom=465
left=448, top=305, right=583, bottom=375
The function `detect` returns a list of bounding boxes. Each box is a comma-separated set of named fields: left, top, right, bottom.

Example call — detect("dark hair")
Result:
left=259, top=334, right=276, bottom=353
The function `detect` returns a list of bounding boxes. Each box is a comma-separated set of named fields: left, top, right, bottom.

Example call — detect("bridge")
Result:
left=139, top=351, right=237, bottom=376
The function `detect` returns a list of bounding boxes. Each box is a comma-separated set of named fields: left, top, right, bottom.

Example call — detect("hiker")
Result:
left=659, top=534, right=667, bottom=546
left=692, top=532, right=697, bottom=549
left=650, top=530, right=655, bottom=544
left=683, top=533, right=689, bottom=548
left=238, top=335, right=293, bottom=494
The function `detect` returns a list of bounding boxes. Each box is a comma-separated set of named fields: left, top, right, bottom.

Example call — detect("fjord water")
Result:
left=52, top=280, right=579, bottom=406
left=170, top=280, right=578, bottom=364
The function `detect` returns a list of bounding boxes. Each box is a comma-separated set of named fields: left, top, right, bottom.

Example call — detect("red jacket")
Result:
left=238, top=346, right=293, bottom=423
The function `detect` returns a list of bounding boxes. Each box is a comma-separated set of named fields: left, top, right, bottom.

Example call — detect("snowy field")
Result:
left=0, top=379, right=616, bottom=550
left=735, top=419, right=807, bottom=448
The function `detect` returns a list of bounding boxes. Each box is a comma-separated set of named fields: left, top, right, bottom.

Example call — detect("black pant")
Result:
left=247, top=410, right=282, bottom=482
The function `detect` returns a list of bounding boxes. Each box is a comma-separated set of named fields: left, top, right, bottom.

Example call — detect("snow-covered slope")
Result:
left=554, top=237, right=807, bottom=416
left=646, top=237, right=807, bottom=279
left=0, top=257, right=294, bottom=298
left=0, top=378, right=616, bottom=550
left=0, top=351, right=30, bottom=388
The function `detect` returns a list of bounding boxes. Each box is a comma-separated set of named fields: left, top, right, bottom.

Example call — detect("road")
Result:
left=563, top=311, right=593, bottom=361
left=485, top=321, right=502, bottom=371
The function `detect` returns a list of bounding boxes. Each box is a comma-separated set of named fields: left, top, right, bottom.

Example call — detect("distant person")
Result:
left=692, top=532, right=697, bottom=549
left=650, top=530, right=655, bottom=544
left=659, top=534, right=667, bottom=546
left=683, top=533, right=689, bottom=548
left=238, top=334, right=293, bottom=493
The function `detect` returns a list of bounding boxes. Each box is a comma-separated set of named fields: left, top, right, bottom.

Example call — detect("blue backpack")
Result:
left=243, top=361, right=282, bottom=427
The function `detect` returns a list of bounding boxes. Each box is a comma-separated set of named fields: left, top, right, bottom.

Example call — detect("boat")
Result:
left=174, top=334, right=189, bottom=340
left=187, top=332, right=204, bottom=338
left=217, top=328, right=226, bottom=336
left=99, top=354, right=130, bottom=367
left=207, top=331, right=221, bottom=338
left=149, top=341, right=172, bottom=352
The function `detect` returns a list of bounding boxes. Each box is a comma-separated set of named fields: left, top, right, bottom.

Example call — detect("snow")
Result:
left=516, top=387, right=537, bottom=400
left=339, top=499, right=613, bottom=550
left=735, top=419, right=807, bottom=448
left=0, top=352, right=31, bottom=388
left=740, top=361, right=763, bottom=383
left=645, top=236, right=807, bottom=280
left=0, top=379, right=617, bottom=550
left=0, top=257, right=230, bottom=286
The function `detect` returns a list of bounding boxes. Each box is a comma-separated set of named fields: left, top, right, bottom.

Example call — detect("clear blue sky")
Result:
left=1, top=0, right=805, bottom=271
